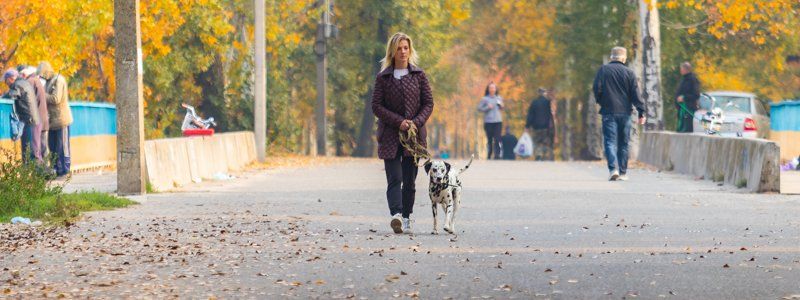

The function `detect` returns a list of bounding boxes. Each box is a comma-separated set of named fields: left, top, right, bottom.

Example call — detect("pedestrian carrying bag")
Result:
left=9, top=102, right=24, bottom=141
left=514, top=131, right=534, bottom=157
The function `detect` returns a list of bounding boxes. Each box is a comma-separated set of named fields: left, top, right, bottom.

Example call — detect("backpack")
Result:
left=9, top=102, right=25, bottom=141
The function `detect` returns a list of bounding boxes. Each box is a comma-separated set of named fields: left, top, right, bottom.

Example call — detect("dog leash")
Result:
left=399, top=123, right=431, bottom=166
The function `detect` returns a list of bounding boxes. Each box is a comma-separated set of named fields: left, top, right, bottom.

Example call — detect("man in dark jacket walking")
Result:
left=675, top=62, right=701, bottom=133
left=592, top=47, right=646, bottom=181
left=525, top=88, right=554, bottom=161
left=4, top=69, right=41, bottom=163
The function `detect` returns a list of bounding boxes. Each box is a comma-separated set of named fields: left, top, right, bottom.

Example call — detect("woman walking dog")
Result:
left=371, top=32, right=434, bottom=234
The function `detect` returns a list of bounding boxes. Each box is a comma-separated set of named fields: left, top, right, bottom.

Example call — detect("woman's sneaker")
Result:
left=618, top=174, right=629, bottom=181
left=402, top=218, right=413, bottom=233
left=391, top=214, right=403, bottom=234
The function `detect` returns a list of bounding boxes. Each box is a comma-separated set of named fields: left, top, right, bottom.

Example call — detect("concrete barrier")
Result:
left=639, top=132, right=780, bottom=193
left=144, top=131, right=257, bottom=191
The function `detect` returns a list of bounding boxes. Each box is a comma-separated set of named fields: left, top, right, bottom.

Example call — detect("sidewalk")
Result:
left=59, top=171, right=117, bottom=194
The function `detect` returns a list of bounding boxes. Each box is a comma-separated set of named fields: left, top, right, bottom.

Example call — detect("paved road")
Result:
left=2, top=159, right=800, bottom=299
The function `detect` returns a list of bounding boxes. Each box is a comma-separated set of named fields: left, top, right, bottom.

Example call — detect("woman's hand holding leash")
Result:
left=400, top=120, right=413, bottom=131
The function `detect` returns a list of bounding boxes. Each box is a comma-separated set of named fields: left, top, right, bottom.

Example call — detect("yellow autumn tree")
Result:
left=0, top=0, right=111, bottom=76
left=660, top=0, right=800, bottom=101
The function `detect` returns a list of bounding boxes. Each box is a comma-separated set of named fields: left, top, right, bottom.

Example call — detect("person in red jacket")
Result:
left=371, top=32, right=434, bottom=234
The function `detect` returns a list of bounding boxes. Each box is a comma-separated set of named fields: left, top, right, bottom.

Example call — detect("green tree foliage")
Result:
left=329, top=0, right=470, bottom=156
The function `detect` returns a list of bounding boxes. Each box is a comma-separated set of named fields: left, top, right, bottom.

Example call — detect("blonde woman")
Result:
left=371, top=32, right=434, bottom=234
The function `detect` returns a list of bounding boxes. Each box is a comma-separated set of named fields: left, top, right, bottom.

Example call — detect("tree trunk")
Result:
left=560, top=98, right=572, bottom=161
left=585, top=92, right=604, bottom=160
left=628, top=37, right=641, bottom=161
left=629, top=0, right=663, bottom=160
left=639, top=0, right=664, bottom=131
left=353, top=18, right=388, bottom=157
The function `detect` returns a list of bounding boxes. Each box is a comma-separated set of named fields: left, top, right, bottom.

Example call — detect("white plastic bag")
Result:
left=514, top=132, right=534, bottom=157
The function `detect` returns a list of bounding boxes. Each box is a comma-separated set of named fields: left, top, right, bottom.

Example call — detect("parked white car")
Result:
left=692, top=91, right=770, bottom=139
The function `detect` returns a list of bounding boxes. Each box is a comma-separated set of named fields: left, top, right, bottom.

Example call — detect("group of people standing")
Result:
left=3, top=62, right=73, bottom=177
left=477, top=84, right=555, bottom=161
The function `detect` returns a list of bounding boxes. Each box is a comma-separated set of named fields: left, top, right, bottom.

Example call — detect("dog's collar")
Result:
left=430, top=181, right=460, bottom=188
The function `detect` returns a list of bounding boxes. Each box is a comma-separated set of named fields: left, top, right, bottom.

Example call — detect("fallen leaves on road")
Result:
left=385, top=274, right=400, bottom=283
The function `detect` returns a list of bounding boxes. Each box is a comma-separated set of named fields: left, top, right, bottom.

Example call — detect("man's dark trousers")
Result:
left=48, top=126, right=72, bottom=176
left=20, top=121, right=40, bottom=163
left=602, top=114, right=632, bottom=174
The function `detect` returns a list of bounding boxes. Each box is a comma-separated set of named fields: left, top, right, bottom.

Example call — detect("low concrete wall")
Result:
left=639, top=132, right=780, bottom=193
left=144, top=131, right=257, bottom=191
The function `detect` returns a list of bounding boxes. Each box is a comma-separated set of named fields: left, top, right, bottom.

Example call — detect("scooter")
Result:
left=181, top=103, right=217, bottom=130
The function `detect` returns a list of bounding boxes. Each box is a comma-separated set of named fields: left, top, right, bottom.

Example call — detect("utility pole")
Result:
left=254, top=0, right=267, bottom=162
left=114, top=0, right=146, bottom=195
left=638, top=0, right=663, bottom=131
left=314, top=0, right=337, bottom=156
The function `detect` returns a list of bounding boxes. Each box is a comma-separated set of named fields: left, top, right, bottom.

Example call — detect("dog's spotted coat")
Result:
left=424, top=156, right=473, bottom=235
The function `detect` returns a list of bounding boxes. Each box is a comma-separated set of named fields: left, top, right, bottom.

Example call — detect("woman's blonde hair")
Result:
left=380, top=32, right=418, bottom=70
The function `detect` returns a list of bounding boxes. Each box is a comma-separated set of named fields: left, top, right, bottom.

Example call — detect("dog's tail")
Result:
left=457, top=154, right=474, bottom=175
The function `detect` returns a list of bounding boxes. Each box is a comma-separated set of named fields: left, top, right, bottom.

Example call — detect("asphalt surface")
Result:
left=2, top=158, right=800, bottom=299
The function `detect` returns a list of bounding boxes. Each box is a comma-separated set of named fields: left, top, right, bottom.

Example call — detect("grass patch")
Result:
left=1, top=149, right=135, bottom=224
left=712, top=173, right=725, bottom=182
left=0, top=191, right=136, bottom=224
left=146, top=181, right=155, bottom=194
left=735, top=178, right=748, bottom=188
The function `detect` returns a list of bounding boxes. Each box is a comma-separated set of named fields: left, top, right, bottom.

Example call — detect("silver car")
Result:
left=692, top=91, right=770, bottom=139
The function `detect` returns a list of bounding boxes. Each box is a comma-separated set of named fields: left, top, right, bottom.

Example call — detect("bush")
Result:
left=0, top=149, right=62, bottom=217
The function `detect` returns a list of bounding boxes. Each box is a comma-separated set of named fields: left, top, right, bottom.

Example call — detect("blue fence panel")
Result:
left=0, top=99, right=14, bottom=140
left=770, top=100, right=800, bottom=131
left=0, top=99, right=116, bottom=139
left=69, top=102, right=117, bottom=137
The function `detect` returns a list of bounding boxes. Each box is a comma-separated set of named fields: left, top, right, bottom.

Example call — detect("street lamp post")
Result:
left=314, top=0, right=337, bottom=156
left=255, top=0, right=267, bottom=162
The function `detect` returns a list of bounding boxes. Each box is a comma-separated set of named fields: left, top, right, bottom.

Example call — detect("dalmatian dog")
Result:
left=424, top=155, right=473, bottom=235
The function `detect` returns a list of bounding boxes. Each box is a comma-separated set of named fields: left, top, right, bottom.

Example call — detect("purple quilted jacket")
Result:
left=371, top=64, right=434, bottom=160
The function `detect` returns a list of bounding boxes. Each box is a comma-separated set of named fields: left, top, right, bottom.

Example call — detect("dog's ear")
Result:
left=424, top=160, right=432, bottom=174
left=445, top=162, right=451, bottom=173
